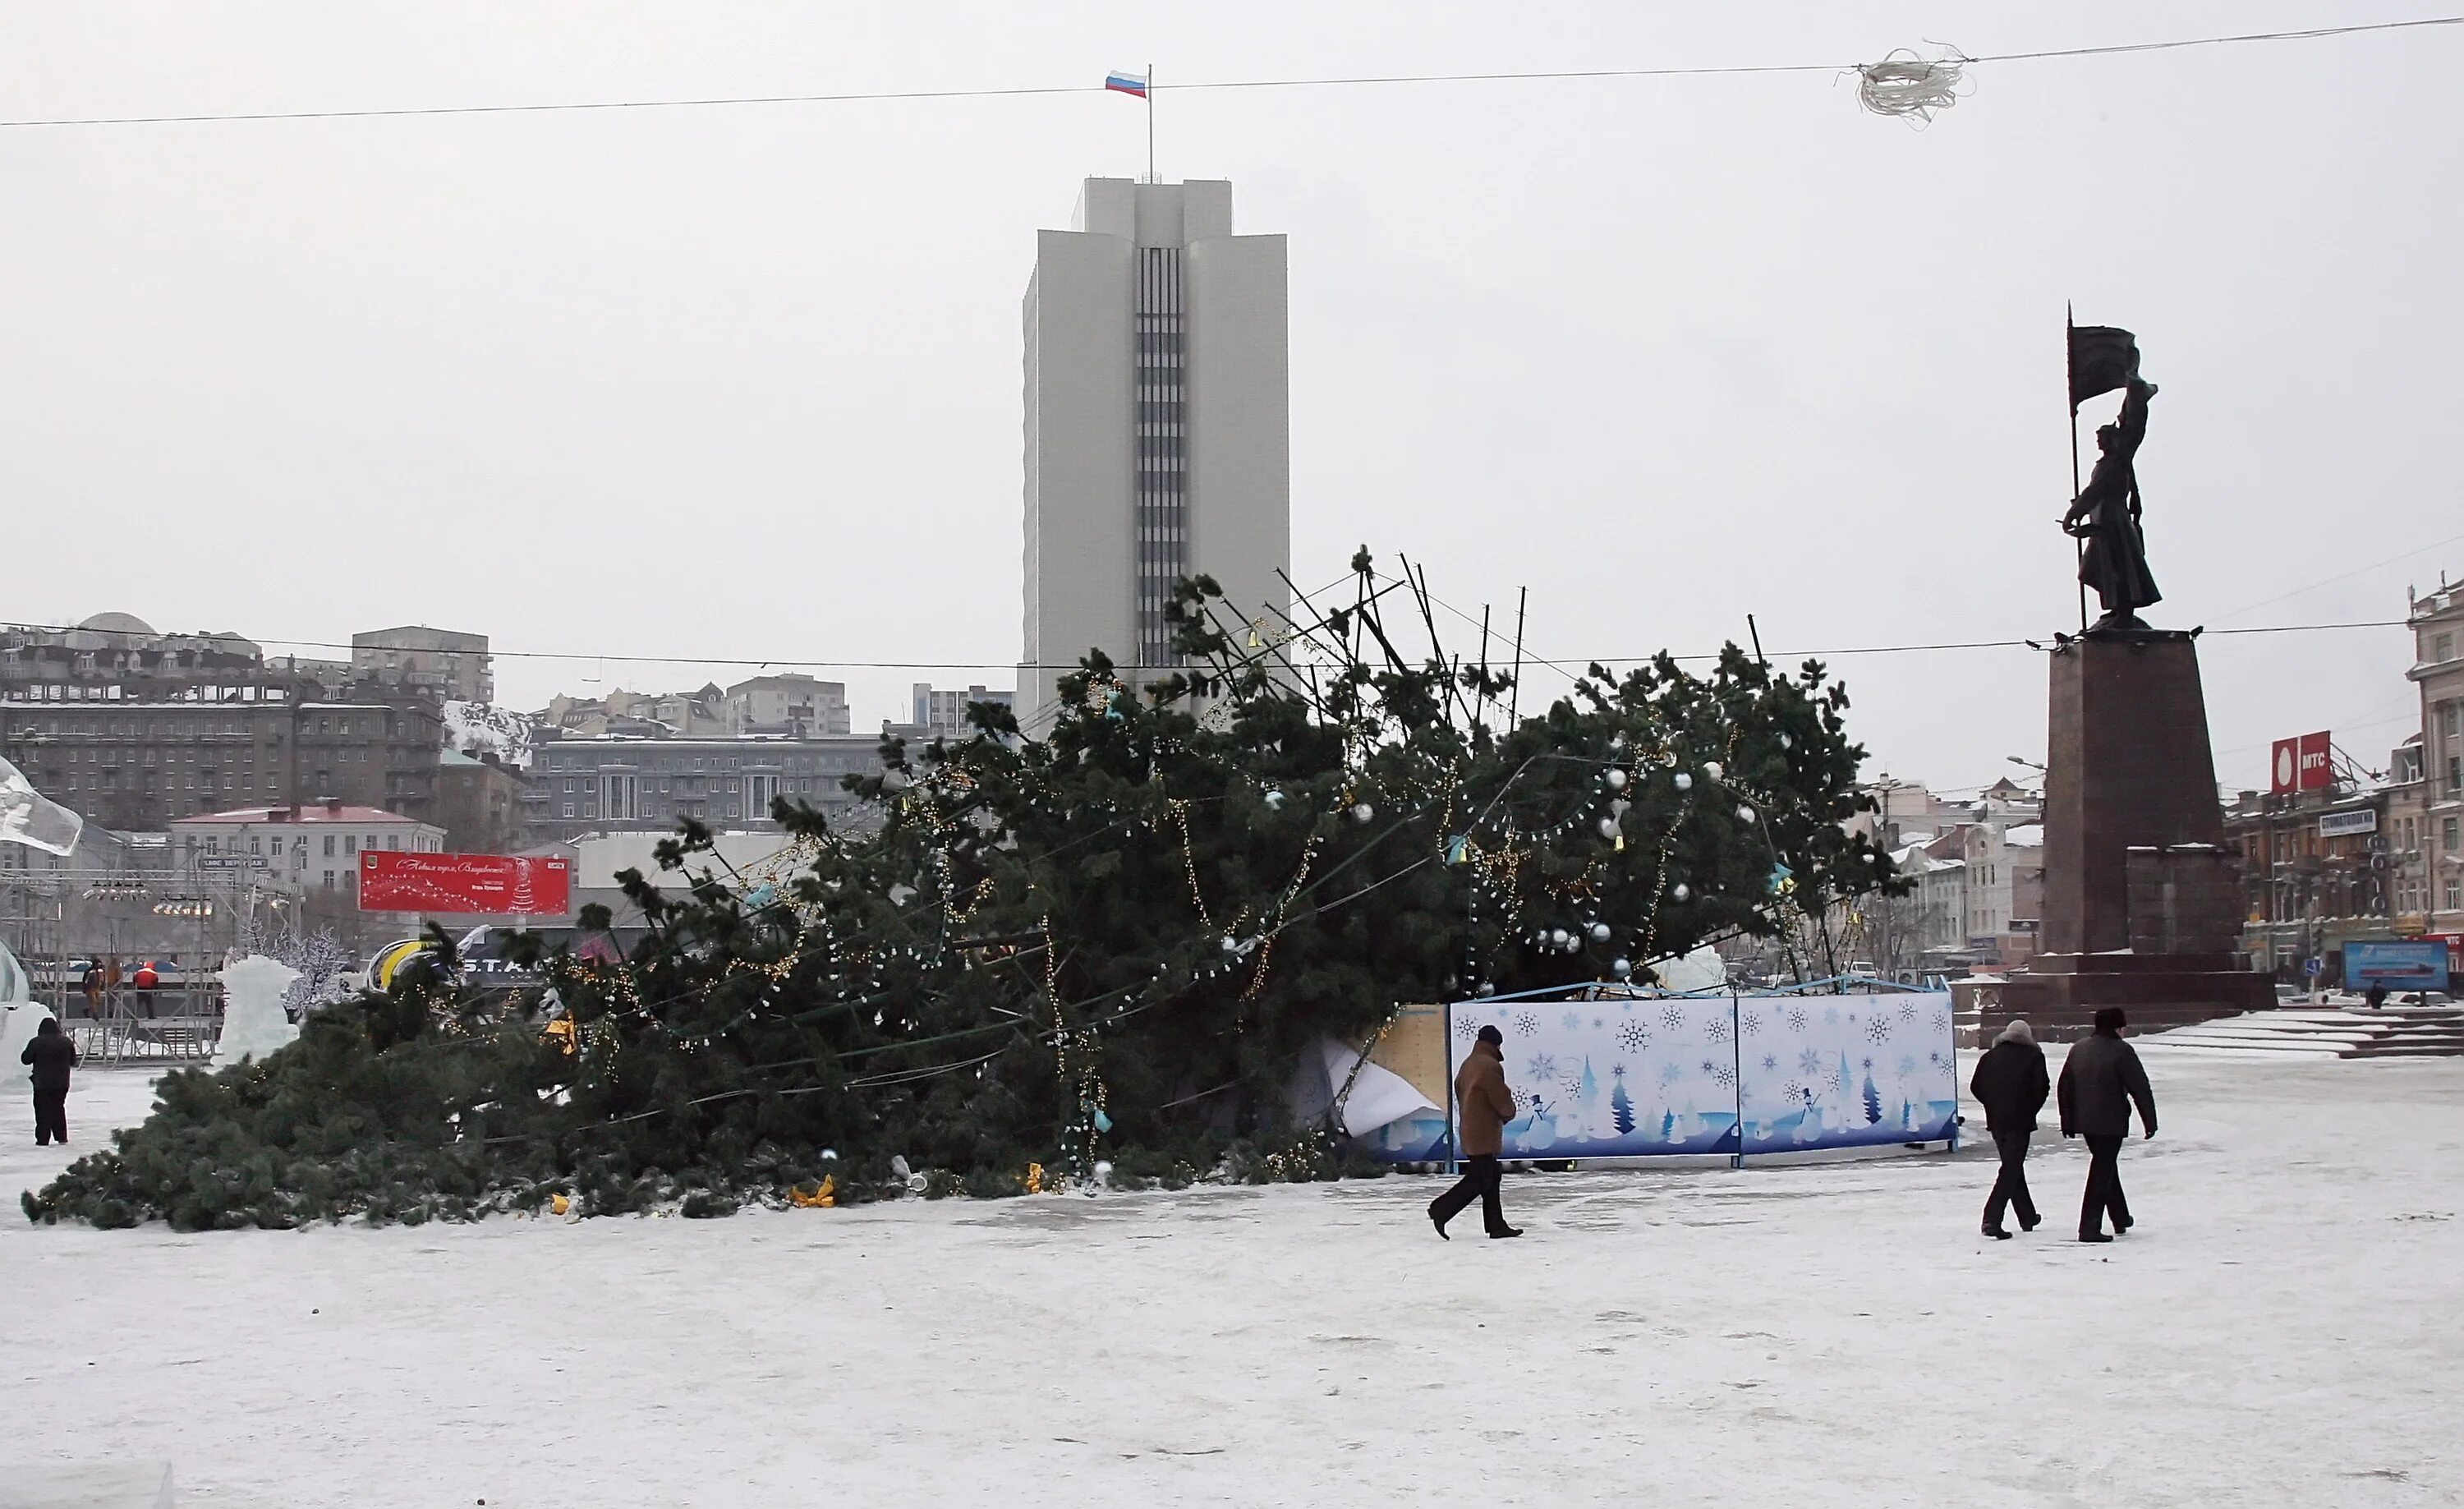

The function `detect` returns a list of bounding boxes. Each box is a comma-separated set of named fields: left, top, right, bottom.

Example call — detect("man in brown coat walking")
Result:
left=1429, top=1024, right=1523, bottom=1239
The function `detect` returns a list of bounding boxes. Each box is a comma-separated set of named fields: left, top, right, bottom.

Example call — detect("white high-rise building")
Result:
left=1019, top=177, right=1289, bottom=731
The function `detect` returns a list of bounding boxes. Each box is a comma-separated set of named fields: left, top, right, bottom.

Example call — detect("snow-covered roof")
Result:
left=2002, top=823, right=2044, bottom=849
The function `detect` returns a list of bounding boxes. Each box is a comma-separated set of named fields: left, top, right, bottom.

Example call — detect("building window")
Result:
left=2438, top=632, right=2456, bottom=664
left=344, top=835, right=356, bottom=856
left=387, top=834, right=400, bottom=849
left=322, top=871, right=335, bottom=889
left=562, top=803, right=574, bottom=817
left=2447, top=817, right=2460, bottom=852
left=323, top=835, right=337, bottom=857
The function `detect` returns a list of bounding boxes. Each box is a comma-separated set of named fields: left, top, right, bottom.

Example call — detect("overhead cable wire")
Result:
left=3, top=16, right=2457, bottom=129
left=0, top=616, right=2416, bottom=680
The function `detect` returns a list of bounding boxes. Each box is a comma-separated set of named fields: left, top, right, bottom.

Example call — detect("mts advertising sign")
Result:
left=359, top=852, right=570, bottom=915
left=2270, top=731, right=2332, bottom=794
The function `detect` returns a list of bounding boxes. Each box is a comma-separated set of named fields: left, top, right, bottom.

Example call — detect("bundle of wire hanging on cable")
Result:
left=1854, top=45, right=1971, bottom=125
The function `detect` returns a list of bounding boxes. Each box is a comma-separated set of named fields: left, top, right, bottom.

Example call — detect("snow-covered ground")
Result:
left=3, top=1047, right=2459, bottom=1507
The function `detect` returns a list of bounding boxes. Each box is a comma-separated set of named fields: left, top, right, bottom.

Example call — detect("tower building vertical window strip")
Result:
left=1135, top=246, right=1187, bottom=669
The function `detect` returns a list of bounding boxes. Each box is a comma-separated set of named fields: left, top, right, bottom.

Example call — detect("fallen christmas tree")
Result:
left=25, top=554, right=1904, bottom=1229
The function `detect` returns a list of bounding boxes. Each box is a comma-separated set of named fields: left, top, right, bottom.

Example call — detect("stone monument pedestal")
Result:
left=1994, top=630, right=2273, bottom=1041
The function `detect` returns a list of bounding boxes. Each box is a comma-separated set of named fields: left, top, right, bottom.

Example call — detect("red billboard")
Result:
left=359, top=852, right=571, bottom=915
left=2270, top=731, right=2332, bottom=795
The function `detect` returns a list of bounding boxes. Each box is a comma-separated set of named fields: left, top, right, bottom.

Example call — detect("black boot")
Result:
left=1427, top=1202, right=1450, bottom=1240
left=1984, top=1225, right=2012, bottom=1240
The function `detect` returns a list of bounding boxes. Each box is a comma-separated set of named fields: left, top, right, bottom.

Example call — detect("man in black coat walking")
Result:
left=21, top=1015, right=79, bottom=1147
left=1970, top=1018, right=2049, bottom=1239
left=2057, top=1006, right=2158, bottom=1244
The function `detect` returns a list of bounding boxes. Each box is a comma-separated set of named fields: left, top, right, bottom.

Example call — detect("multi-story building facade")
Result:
left=911, top=683, right=1015, bottom=738
left=0, top=688, right=444, bottom=830
left=168, top=800, right=446, bottom=897
left=2, top=614, right=261, bottom=697
left=434, top=748, right=527, bottom=853
left=2403, top=579, right=2464, bottom=964
left=520, top=734, right=889, bottom=841
left=1, top=613, right=450, bottom=830
left=1019, top=177, right=1289, bottom=732
left=352, top=626, right=493, bottom=704
left=2225, top=781, right=2391, bottom=979
left=724, top=674, right=851, bottom=737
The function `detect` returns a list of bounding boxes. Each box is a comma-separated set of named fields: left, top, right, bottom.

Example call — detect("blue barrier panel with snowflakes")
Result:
left=1446, top=995, right=1741, bottom=1159
left=1731, top=991, right=1957, bottom=1153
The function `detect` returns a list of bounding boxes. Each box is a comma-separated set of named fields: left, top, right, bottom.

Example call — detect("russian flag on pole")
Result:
left=1106, top=70, right=1148, bottom=98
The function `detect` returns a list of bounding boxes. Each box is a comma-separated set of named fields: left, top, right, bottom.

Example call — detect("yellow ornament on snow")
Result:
left=549, top=1193, right=570, bottom=1216
left=790, top=1175, right=838, bottom=1209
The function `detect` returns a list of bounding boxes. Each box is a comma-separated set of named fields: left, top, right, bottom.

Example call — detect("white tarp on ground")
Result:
left=1288, top=1037, right=1439, bottom=1139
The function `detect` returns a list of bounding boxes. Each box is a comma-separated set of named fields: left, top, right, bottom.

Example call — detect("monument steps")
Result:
left=2140, top=1006, right=2464, bottom=1060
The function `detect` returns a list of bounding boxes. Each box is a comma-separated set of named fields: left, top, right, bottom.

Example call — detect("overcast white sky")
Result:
left=5, top=2, right=2459, bottom=797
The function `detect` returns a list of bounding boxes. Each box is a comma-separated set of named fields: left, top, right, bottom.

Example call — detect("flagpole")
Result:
left=1146, top=62, right=1156, bottom=181
left=2067, top=304, right=2087, bottom=633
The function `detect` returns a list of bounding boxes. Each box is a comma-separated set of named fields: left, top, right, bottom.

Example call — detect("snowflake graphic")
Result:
left=1561, top=1010, right=1584, bottom=1031
left=1786, top=1006, right=1809, bottom=1033
left=1796, top=1048, right=1823, bottom=1075
left=1593, top=1016, right=1606, bottom=1030
left=1823, top=1006, right=1841, bottom=1027
left=1525, top=1053, right=1559, bottom=1083
left=1760, top=1054, right=1779, bottom=1073
left=1897, top=1001, right=1918, bottom=1023
left=1616, top=1020, right=1652, bottom=1053
left=1661, top=1005, right=1687, bottom=1031
left=1659, top=1062, right=1686, bottom=1087
left=1860, top=1056, right=1876, bottom=1073
left=1708, top=1061, right=1737, bottom=1088
left=1514, top=1011, right=1539, bottom=1037
left=1453, top=1016, right=1482, bottom=1042
left=1927, top=1049, right=1944, bottom=1066
left=1782, top=1079, right=1806, bottom=1101
left=1864, top=1016, right=1892, bottom=1045
left=1706, top=1015, right=1733, bottom=1045
left=1740, top=1010, right=1764, bottom=1036
left=1896, top=1055, right=1918, bottom=1079
left=1611, top=1064, right=1628, bottom=1081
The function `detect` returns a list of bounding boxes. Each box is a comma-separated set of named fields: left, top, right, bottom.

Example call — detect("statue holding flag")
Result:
left=2062, top=322, right=2161, bottom=630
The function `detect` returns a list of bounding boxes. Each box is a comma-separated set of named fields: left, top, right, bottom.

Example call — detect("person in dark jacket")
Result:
left=1429, top=1024, right=1522, bottom=1240
left=2364, top=981, right=2388, bottom=1010
left=2057, top=1006, right=2158, bottom=1243
left=21, top=1016, right=79, bottom=1147
left=1970, top=1018, right=2050, bottom=1239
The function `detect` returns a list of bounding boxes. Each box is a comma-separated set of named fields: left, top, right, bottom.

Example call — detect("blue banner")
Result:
left=2344, top=940, right=2450, bottom=991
